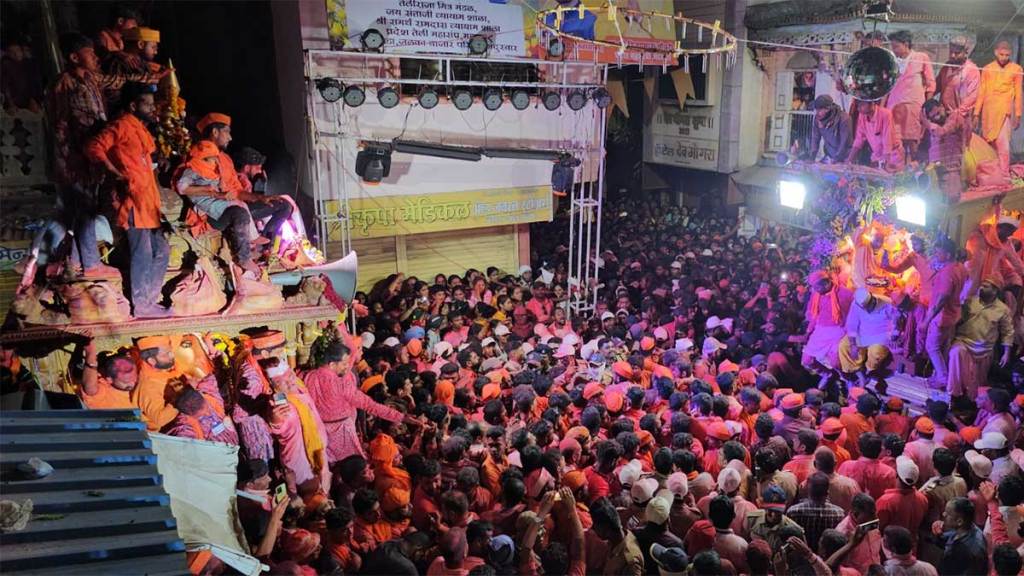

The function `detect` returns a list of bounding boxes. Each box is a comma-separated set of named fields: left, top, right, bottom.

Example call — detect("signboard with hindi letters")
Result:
left=338, top=0, right=526, bottom=56
left=325, top=186, right=552, bottom=239
left=645, top=104, right=720, bottom=171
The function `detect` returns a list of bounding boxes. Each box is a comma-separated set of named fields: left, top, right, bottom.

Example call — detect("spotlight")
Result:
left=510, top=89, right=531, bottom=110
left=343, top=85, right=366, bottom=107
left=483, top=88, right=503, bottom=111
left=542, top=91, right=562, bottom=111
left=360, top=27, right=387, bottom=52
left=316, top=78, right=343, bottom=103
left=591, top=87, right=612, bottom=109
left=547, top=37, right=566, bottom=60
left=567, top=90, right=588, bottom=111
left=896, top=195, right=927, bottom=226
left=355, top=143, right=392, bottom=184
left=451, top=89, right=474, bottom=111
left=377, top=86, right=400, bottom=108
left=468, top=33, right=492, bottom=56
left=779, top=179, right=807, bottom=210
left=418, top=87, right=439, bottom=109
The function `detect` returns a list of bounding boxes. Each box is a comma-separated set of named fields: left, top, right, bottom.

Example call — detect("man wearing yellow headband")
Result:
left=103, top=26, right=162, bottom=111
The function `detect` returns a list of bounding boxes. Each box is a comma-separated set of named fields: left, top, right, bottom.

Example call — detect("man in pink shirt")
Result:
left=847, top=100, right=905, bottom=172
left=976, top=388, right=1016, bottom=444
left=783, top=429, right=818, bottom=485
left=921, top=238, right=967, bottom=388
left=903, top=418, right=938, bottom=485
left=885, top=30, right=935, bottom=157
left=835, top=493, right=884, bottom=574
left=837, top=432, right=897, bottom=501
left=936, top=36, right=980, bottom=147
left=525, top=283, right=553, bottom=324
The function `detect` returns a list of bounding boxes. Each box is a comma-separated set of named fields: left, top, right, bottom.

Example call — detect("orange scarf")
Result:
left=369, top=434, right=412, bottom=493
left=809, top=289, right=842, bottom=325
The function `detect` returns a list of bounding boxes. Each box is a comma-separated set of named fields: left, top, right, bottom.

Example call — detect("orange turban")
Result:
left=381, top=487, right=410, bottom=513
left=361, top=374, right=384, bottom=393
left=369, top=434, right=399, bottom=465
left=563, top=470, right=587, bottom=491
left=435, top=379, right=455, bottom=406
left=197, top=112, right=231, bottom=134
left=481, top=383, right=501, bottom=401
left=406, top=338, right=423, bottom=357
left=190, top=140, right=219, bottom=160
left=136, top=335, right=172, bottom=353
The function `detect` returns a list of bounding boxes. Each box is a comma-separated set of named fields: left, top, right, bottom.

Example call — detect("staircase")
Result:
left=0, top=409, right=187, bottom=575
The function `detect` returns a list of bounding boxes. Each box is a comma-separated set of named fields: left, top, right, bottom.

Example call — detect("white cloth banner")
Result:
left=345, top=0, right=526, bottom=56
left=149, top=434, right=259, bottom=573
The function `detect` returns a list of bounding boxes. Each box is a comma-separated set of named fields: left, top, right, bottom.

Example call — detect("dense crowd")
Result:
left=4, top=196, right=1003, bottom=576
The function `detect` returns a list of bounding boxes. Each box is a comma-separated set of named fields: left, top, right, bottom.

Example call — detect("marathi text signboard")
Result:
left=325, top=185, right=552, bottom=239
left=339, top=0, right=526, bottom=56
left=646, top=104, right=720, bottom=171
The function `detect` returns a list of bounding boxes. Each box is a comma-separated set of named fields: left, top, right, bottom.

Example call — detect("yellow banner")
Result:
left=325, top=186, right=553, bottom=239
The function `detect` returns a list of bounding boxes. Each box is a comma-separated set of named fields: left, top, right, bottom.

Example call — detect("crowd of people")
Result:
left=798, top=31, right=1021, bottom=199
left=4, top=5, right=1024, bottom=576
left=0, top=195, right=1011, bottom=576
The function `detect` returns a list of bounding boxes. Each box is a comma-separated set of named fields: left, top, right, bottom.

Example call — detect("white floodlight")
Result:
left=779, top=179, right=806, bottom=210
left=896, top=195, right=926, bottom=226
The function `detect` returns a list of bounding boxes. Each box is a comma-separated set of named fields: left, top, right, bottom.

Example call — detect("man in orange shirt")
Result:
left=78, top=342, right=137, bottom=410
left=974, top=40, right=1023, bottom=176
left=197, top=113, right=294, bottom=253
left=840, top=393, right=879, bottom=459
left=131, top=335, right=184, bottom=431
left=86, top=83, right=170, bottom=318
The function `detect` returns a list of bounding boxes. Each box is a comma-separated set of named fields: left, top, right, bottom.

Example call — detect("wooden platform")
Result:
left=1, top=304, right=338, bottom=392
left=0, top=409, right=187, bottom=575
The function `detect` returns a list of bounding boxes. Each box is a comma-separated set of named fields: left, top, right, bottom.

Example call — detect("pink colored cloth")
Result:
left=885, top=50, right=936, bottom=141
left=302, top=366, right=404, bottom=463
left=837, top=456, right=897, bottom=501
left=851, top=106, right=905, bottom=170
left=836, top=514, right=884, bottom=574
left=269, top=390, right=330, bottom=494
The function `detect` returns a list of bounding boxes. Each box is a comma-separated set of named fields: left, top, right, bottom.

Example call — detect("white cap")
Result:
left=434, top=341, right=454, bottom=358
left=563, top=333, right=580, bottom=347
left=653, top=327, right=669, bottom=341
left=998, top=215, right=1020, bottom=228
left=553, top=341, right=575, bottom=358
left=520, top=342, right=534, bottom=355
left=964, top=450, right=992, bottom=479
left=895, top=455, right=920, bottom=484
left=666, top=472, right=688, bottom=499
left=600, top=311, right=615, bottom=321
left=618, top=459, right=643, bottom=486
left=360, top=332, right=376, bottom=349
left=481, top=337, right=496, bottom=348
left=631, top=477, right=659, bottom=505
left=675, top=338, right=694, bottom=352
left=975, top=432, right=1008, bottom=450
left=705, top=316, right=722, bottom=330
left=382, top=336, right=401, bottom=348
left=670, top=260, right=683, bottom=269
left=518, top=265, right=532, bottom=275
left=494, top=324, right=510, bottom=336
left=717, top=467, right=741, bottom=493
left=702, top=337, right=727, bottom=357
left=645, top=495, right=671, bottom=525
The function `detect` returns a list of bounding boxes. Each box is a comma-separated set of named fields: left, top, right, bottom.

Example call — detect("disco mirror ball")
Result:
left=842, top=46, right=900, bottom=101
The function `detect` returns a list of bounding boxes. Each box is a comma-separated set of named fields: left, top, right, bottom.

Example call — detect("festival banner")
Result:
left=645, top=104, right=720, bottom=171
left=334, top=0, right=527, bottom=56
left=519, top=0, right=676, bottom=65
left=325, top=185, right=553, bottom=239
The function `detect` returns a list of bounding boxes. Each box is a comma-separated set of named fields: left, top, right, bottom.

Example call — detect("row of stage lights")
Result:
left=317, top=78, right=612, bottom=112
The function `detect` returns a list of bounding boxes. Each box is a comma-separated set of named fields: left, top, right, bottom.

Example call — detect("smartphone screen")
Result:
left=274, top=484, right=288, bottom=504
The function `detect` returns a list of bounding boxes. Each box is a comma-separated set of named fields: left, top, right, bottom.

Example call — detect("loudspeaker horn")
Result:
left=270, top=251, right=358, bottom=303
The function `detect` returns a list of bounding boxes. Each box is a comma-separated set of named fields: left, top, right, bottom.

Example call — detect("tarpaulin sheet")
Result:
left=149, top=433, right=260, bottom=574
